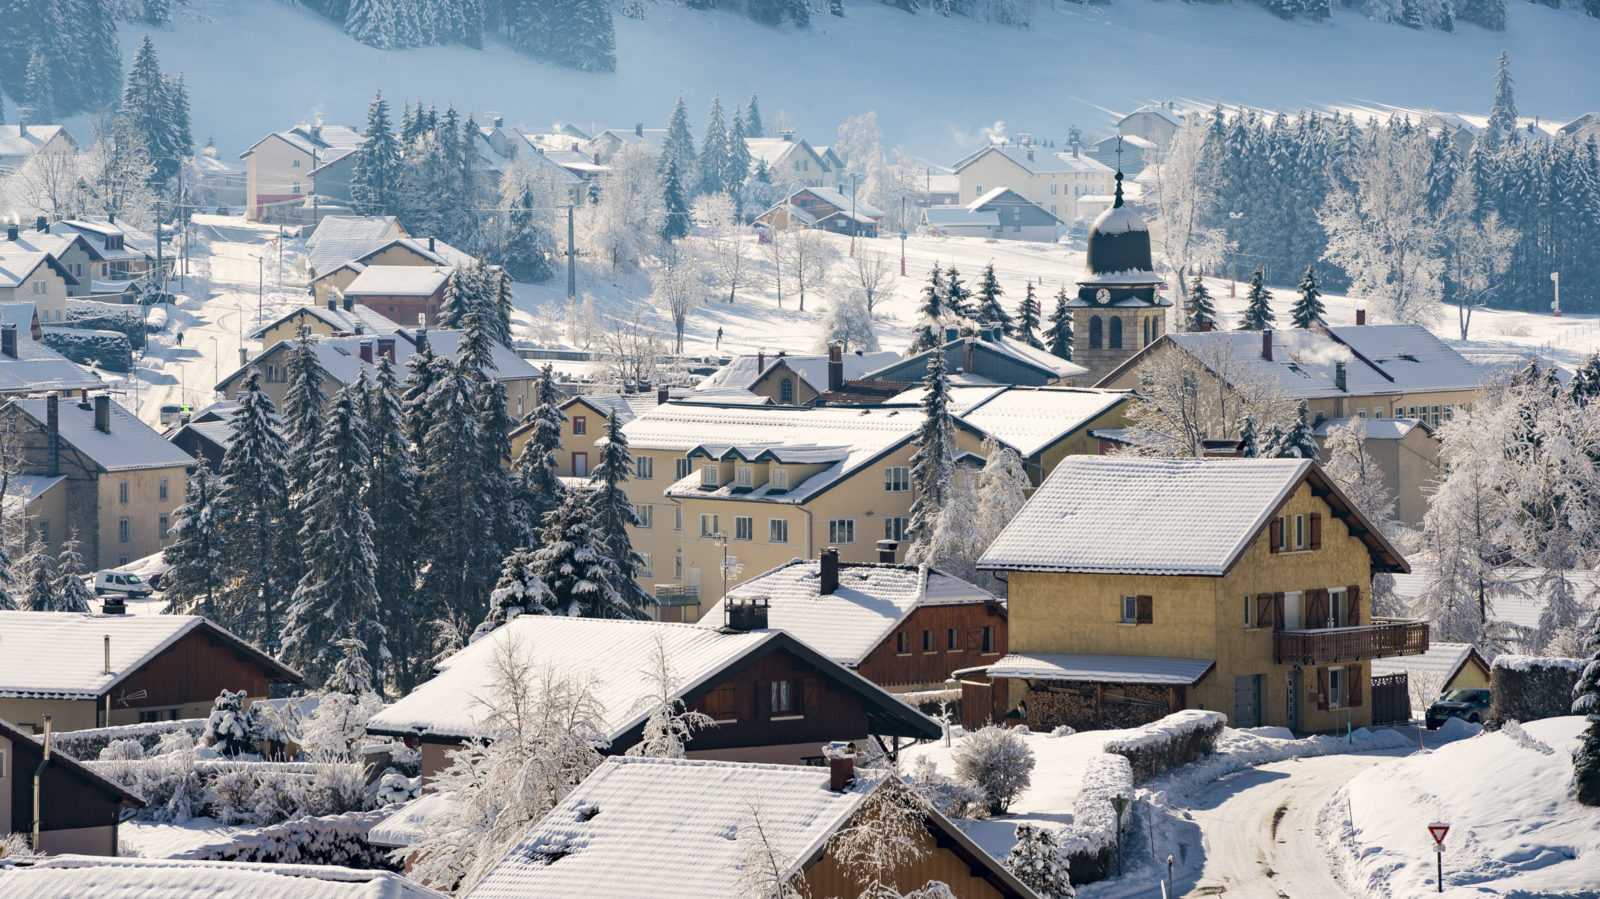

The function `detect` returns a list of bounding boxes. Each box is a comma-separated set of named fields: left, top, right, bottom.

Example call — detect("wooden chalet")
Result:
left=0, top=715, right=145, bottom=855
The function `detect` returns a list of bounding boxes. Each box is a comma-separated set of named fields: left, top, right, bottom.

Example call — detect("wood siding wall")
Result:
left=7, top=737, right=127, bottom=833
left=803, top=816, right=1011, bottom=898
left=857, top=603, right=1007, bottom=688
left=117, top=628, right=275, bottom=709
left=683, top=649, right=869, bottom=755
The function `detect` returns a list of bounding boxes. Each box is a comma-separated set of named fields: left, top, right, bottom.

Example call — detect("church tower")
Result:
left=1069, top=169, right=1171, bottom=384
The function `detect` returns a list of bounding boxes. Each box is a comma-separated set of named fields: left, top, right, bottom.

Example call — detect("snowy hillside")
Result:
left=130, top=0, right=1599, bottom=161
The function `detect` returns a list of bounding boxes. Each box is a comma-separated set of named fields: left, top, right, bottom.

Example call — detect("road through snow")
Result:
left=1183, top=752, right=1403, bottom=899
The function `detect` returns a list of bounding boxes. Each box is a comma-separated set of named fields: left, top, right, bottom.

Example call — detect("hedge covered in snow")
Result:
left=1488, top=655, right=1585, bottom=728
left=1103, top=710, right=1226, bottom=784
left=1058, top=753, right=1134, bottom=883
left=168, top=807, right=401, bottom=870
left=41, top=326, right=133, bottom=372
left=50, top=719, right=206, bottom=760
left=67, top=299, right=163, bottom=348
left=90, top=748, right=368, bottom=826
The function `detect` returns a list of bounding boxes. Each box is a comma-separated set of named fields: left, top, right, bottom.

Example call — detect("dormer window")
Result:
left=771, top=469, right=789, bottom=490
left=736, top=466, right=753, bottom=488
left=701, top=464, right=718, bottom=488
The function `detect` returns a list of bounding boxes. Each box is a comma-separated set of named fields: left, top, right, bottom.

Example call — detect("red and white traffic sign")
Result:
left=1428, top=824, right=1450, bottom=847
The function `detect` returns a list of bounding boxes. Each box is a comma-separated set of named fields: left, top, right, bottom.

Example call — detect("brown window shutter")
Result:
left=1136, top=595, right=1153, bottom=624
left=755, top=680, right=772, bottom=718
left=1310, top=513, right=1322, bottom=550
left=1273, top=593, right=1285, bottom=632
left=1269, top=518, right=1282, bottom=553
left=801, top=677, right=818, bottom=714
left=1347, top=585, right=1361, bottom=626
left=1316, top=667, right=1329, bottom=710
left=1255, top=593, right=1274, bottom=628
left=1348, top=664, right=1363, bottom=706
left=1305, top=589, right=1323, bottom=629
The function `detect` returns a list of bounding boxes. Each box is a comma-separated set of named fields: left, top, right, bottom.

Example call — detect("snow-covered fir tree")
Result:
left=216, top=370, right=298, bottom=653
left=200, top=689, right=254, bottom=756
left=18, top=542, right=58, bottom=611
left=1487, top=50, right=1518, bottom=148
left=974, top=263, right=1012, bottom=334
left=23, top=51, right=54, bottom=123
left=51, top=529, right=93, bottom=614
left=1015, top=282, right=1044, bottom=349
left=1573, top=606, right=1600, bottom=805
left=401, top=335, right=439, bottom=453
left=975, top=439, right=1030, bottom=575
left=351, top=91, right=402, bottom=215
left=162, top=460, right=228, bottom=619
left=0, top=531, right=15, bottom=610
left=745, top=91, right=764, bottom=139
left=475, top=547, right=553, bottom=640
left=497, top=167, right=556, bottom=283
left=120, top=35, right=184, bottom=185
left=727, top=107, right=753, bottom=217
left=1046, top=287, right=1073, bottom=359
left=438, top=260, right=487, bottom=331
left=460, top=308, right=525, bottom=559
left=698, top=94, right=732, bottom=198
left=1005, top=824, right=1074, bottom=899
left=1238, top=268, right=1275, bottom=331
left=283, top=382, right=388, bottom=689
left=944, top=265, right=972, bottom=321
left=363, top=356, right=424, bottom=690
left=282, top=331, right=327, bottom=500
left=660, top=96, right=696, bottom=240
left=908, top=263, right=947, bottom=354
left=588, top=412, right=651, bottom=617
left=513, top=363, right=568, bottom=528
left=417, top=356, right=498, bottom=633
left=1185, top=274, right=1218, bottom=331
left=1264, top=401, right=1318, bottom=459
left=530, top=489, right=629, bottom=618
left=1291, top=263, right=1326, bottom=328
left=906, top=344, right=956, bottom=561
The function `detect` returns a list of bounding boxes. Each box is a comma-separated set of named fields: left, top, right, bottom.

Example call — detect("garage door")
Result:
left=1233, top=674, right=1262, bottom=728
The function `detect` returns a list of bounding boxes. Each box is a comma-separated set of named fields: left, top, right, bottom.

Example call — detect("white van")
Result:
left=95, top=570, right=154, bottom=597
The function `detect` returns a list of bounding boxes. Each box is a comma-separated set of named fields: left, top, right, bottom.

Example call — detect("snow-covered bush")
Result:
left=1059, top=753, right=1134, bottom=883
left=67, top=299, right=158, bottom=347
left=200, top=690, right=254, bottom=756
left=93, top=733, right=203, bottom=822
left=904, top=755, right=988, bottom=820
left=1488, top=655, right=1584, bottom=728
left=952, top=724, right=1035, bottom=815
left=0, top=832, right=39, bottom=860
left=171, top=808, right=398, bottom=870
left=49, top=719, right=206, bottom=760
left=98, top=739, right=144, bottom=761
left=374, top=771, right=418, bottom=806
left=297, top=690, right=384, bottom=762
left=1103, top=710, right=1226, bottom=784
left=1006, top=823, right=1075, bottom=898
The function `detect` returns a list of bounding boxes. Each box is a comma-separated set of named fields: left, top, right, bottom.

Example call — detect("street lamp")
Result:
left=206, top=337, right=219, bottom=388
left=1110, top=794, right=1129, bottom=876
left=848, top=172, right=860, bottom=257
left=1551, top=271, right=1561, bottom=317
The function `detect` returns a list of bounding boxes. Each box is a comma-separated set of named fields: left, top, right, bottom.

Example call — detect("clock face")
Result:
left=1096, top=288, right=1110, bottom=304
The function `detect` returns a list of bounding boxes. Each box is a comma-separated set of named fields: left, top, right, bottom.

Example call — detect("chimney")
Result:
left=344, top=293, right=354, bottom=311
left=33, top=713, right=52, bottom=851
left=359, top=341, right=373, bottom=364
left=45, top=393, right=59, bottom=477
left=35, top=216, right=46, bottom=232
left=593, top=152, right=600, bottom=165
left=635, top=123, right=644, bottom=137
left=756, top=350, right=765, bottom=374
left=1027, top=148, right=1034, bottom=162
left=724, top=595, right=769, bottom=631
left=377, top=336, right=396, bottom=361
left=239, top=347, right=249, bottom=366
left=1355, top=309, right=1366, bottom=326
left=94, top=394, right=111, bottom=433
left=781, top=129, right=796, bottom=142
left=328, top=297, right=338, bottom=312
left=657, top=386, right=669, bottom=405
left=1200, top=318, right=1213, bottom=332
left=944, top=326, right=960, bottom=343
left=6, top=224, right=17, bottom=241
left=827, top=344, right=843, bottom=391
left=571, top=142, right=579, bottom=152
left=1, top=323, right=15, bottom=358
left=108, top=212, right=115, bottom=225
left=1334, top=361, right=1347, bottom=392
left=354, top=321, right=365, bottom=335
left=824, top=741, right=858, bottom=792
left=1261, top=330, right=1273, bottom=362
left=876, top=539, right=898, bottom=564
left=104, top=635, right=111, bottom=674
left=819, top=548, right=839, bottom=595
left=428, top=237, right=436, bottom=252
left=493, top=116, right=504, bottom=129
left=1072, top=143, right=1080, bottom=159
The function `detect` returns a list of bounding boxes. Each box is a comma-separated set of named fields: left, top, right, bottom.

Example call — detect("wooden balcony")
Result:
left=1274, top=621, right=1430, bottom=666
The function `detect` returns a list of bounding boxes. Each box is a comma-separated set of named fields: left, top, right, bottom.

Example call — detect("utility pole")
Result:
left=277, top=226, right=284, bottom=288
left=154, top=200, right=165, bottom=296
left=258, top=255, right=264, bottom=325
left=567, top=204, right=576, bottom=302
left=849, top=173, right=859, bottom=258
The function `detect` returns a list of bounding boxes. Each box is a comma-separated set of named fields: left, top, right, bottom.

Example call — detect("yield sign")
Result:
left=1428, top=824, right=1450, bottom=846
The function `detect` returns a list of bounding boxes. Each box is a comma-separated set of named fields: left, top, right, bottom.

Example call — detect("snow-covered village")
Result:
left=0, top=1, right=1599, bottom=897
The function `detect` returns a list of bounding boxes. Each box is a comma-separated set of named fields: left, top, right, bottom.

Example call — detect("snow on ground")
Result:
left=121, top=817, right=246, bottom=858
left=126, top=0, right=1598, bottom=163
left=1330, top=716, right=1600, bottom=898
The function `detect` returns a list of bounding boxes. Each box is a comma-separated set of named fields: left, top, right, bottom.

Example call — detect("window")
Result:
left=36, top=521, right=50, bottom=546
left=638, top=504, right=653, bottom=529
left=292, top=182, right=301, bottom=194
left=828, top=519, right=856, bottom=545
left=635, top=456, right=654, bottom=480
left=769, top=680, right=800, bottom=716
left=674, top=553, right=683, bottom=579
left=700, top=514, right=719, bottom=537
left=0, top=747, right=6, bottom=778
left=572, top=452, right=588, bottom=478
left=292, top=159, right=301, bottom=167
left=119, top=554, right=129, bottom=566
left=947, top=628, right=960, bottom=651
left=676, top=458, right=691, bottom=480
left=573, top=416, right=587, bottom=436
left=981, top=626, right=996, bottom=654
left=701, top=464, right=718, bottom=488
left=1245, top=595, right=1254, bottom=628
left=780, top=378, right=794, bottom=404
left=884, top=466, right=910, bottom=492
left=923, top=629, right=935, bottom=653
left=159, top=477, right=169, bottom=501
left=1328, top=667, right=1344, bottom=708
left=884, top=517, right=909, bottom=542
left=769, top=519, right=788, bottom=543
left=158, top=514, right=170, bottom=539
left=118, top=517, right=130, bottom=543
left=1089, top=315, right=1103, bottom=348
left=1294, top=514, right=1306, bottom=551
left=771, top=469, right=789, bottom=491
left=675, top=507, right=683, bottom=530
left=896, top=632, right=909, bottom=654
left=736, top=466, right=753, bottom=488
left=119, top=480, right=130, bottom=504
left=735, top=516, right=753, bottom=541
left=1121, top=595, right=1138, bottom=623
left=639, top=553, right=653, bottom=577
left=1330, top=587, right=1348, bottom=627
left=1109, top=316, right=1123, bottom=349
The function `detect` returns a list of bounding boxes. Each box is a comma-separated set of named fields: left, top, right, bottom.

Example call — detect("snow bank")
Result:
left=167, top=807, right=401, bottom=871
left=1329, top=716, right=1600, bottom=897
left=1102, top=710, right=1226, bottom=784
left=1143, top=725, right=1415, bottom=802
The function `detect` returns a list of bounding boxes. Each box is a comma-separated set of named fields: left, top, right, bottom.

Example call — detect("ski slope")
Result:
left=128, top=0, right=1600, bottom=163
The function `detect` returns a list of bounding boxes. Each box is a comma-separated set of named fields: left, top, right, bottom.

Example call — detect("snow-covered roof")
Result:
left=0, top=228, right=84, bottom=261
left=708, top=561, right=997, bottom=666
left=8, top=396, right=192, bottom=472
left=986, top=652, right=1216, bottom=685
left=0, top=611, right=298, bottom=700
left=2, top=473, right=64, bottom=516
left=469, top=757, right=888, bottom=898
left=700, top=351, right=900, bottom=394
left=242, top=124, right=362, bottom=159
left=2, top=302, right=108, bottom=394
left=979, top=456, right=1407, bottom=575
left=0, top=248, right=61, bottom=288
left=746, top=136, right=820, bottom=168
left=1118, top=103, right=1185, bottom=126
left=922, top=206, right=1000, bottom=229
left=793, top=186, right=885, bottom=218
left=595, top=127, right=669, bottom=151
left=957, top=387, right=1128, bottom=457
left=1089, top=202, right=1148, bottom=236
left=225, top=328, right=537, bottom=393
left=952, top=144, right=1113, bottom=175
left=863, top=336, right=1088, bottom=386
left=344, top=265, right=451, bottom=297
left=0, top=718, right=144, bottom=807
left=1390, top=568, right=1600, bottom=633
left=1370, top=642, right=1485, bottom=688
left=249, top=302, right=401, bottom=339
left=55, top=217, right=160, bottom=258
left=308, top=233, right=471, bottom=281
left=0, top=855, right=443, bottom=898
left=1311, top=417, right=1430, bottom=441
left=305, top=216, right=402, bottom=250
left=368, top=791, right=453, bottom=849
left=1325, top=324, right=1487, bottom=393
left=0, top=124, right=71, bottom=158
left=628, top=404, right=923, bottom=504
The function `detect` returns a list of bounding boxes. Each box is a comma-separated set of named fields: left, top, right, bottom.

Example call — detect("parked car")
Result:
left=1426, top=687, right=1491, bottom=729
left=145, top=563, right=175, bottom=591
left=94, top=570, right=154, bottom=598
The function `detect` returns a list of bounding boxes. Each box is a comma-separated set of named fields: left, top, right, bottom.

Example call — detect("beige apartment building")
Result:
left=952, top=143, right=1115, bottom=227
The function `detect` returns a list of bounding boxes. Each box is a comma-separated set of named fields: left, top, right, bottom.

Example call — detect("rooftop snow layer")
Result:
left=1370, top=642, right=1480, bottom=686
left=0, top=124, right=70, bottom=158
left=953, top=144, right=1114, bottom=175
left=0, top=855, right=444, bottom=898
left=344, top=265, right=451, bottom=297
left=957, top=387, right=1127, bottom=457
left=708, top=561, right=996, bottom=666
left=304, top=216, right=401, bottom=250
left=468, top=757, right=884, bottom=898
left=978, top=456, right=1311, bottom=575
left=986, top=652, right=1216, bottom=685
left=1311, top=417, right=1428, bottom=440
left=10, top=397, right=192, bottom=471
left=250, top=302, right=400, bottom=339
left=700, top=351, right=900, bottom=393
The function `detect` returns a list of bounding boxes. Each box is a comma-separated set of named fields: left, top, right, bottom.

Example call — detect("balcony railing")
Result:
left=652, top=585, right=701, bottom=607
left=1274, top=620, right=1429, bottom=666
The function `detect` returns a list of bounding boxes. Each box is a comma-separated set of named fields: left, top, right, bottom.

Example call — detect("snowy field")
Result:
left=1331, top=716, right=1600, bottom=898
left=125, top=0, right=1600, bottom=161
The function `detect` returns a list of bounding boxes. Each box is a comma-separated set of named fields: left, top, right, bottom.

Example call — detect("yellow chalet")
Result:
left=972, top=456, right=1426, bottom=734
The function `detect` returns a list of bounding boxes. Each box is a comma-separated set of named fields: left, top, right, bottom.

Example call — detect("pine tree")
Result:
left=698, top=94, right=731, bottom=198
left=1005, top=824, right=1073, bottom=899
left=1046, top=287, right=1074, bottom=360
left=1239, top=415, right=1262, bottom=458
left=1265, top=402, right=1318, bottom=460
left=402, top=336, right=439, bottom=454
left=513, top=363, right=568, bottom=527
left=19, top=543, right=58, bottom=611
left=660, top=97, right=695, bottom=240
left=1015, top=282, right=1044, bottom=349
left=282, top=331, right=328, bottom=499
left=1291, top=263, right=1326, bottom=328
left=1573, top=604, right=1600, bottom=804
left=121, top=35, right=179, bottom=184
left=974, top=263, right=1012, bottom=334
left=22, top=51, right=53, bottom=123
left=216, top=370, right=297, bottom=653
left=0, top=536, right=16, bottom=610
left=906, top=344, right=955, bottom=557
left=283, top=382, right=387, bottom=689
left=163, top=461, right=227, bottom=619
left=661, top=162, right=689, bottom=241
left=166, top=73, right=192, bottom=165
left=745, top=91, right=764, bottom=139
left=1487, top=50, right=1518, bottom=148
left=553, top=0, right=616, bottom=73
left=417, top=357, right=497, bottom=632
left=589, top=412, right=651, bottom=617
left=908, top=263, right=947, bottom=354
left=438, top=261, right=484, bottom=330
left=1184, top=274, right=1218, bottom=331
left=462, top=306, right=524, bottom=559
left=51, top=530, right=93, bottom=614
left=944, top=265, right=972, bottom=320
left=351, top=90, right=402, bottom=215
left=727, top=108, right=752, bottom=217
left=364, top=356, right=424, bottom=690
left=1238, top=269, right=1275, bottom=331
left=531, top=489, right=629, bottom=618
left=475, top=546, right=554, bottom=639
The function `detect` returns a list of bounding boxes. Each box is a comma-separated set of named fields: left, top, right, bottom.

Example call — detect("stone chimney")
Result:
left=827, top=344, right=843, bottom=391
left=657, top=386, right=669, bottom=405
left=1355, top=309, right=1366, bottom=326
left=328, top=297, right=338, bottom=312
left=819, top=548, right=839, bottom=595
left=824, top=742, right=858, bottom=792
left=1334, top=361, right=1347, bottom=392
left=876, top=540, right=898, bottom=563
left=344, top=293, right=354, bottom=311
left=428, top=237, right=436, bottom=252
left=359, top=341, right=373, bottom=364
left=6, top=224, right=17, bottom=241
left=1261, top=330, right=1273, bottom=362
left=377, top=337, right=396, bottom=362
left=756, top=350, right=765, bottom=374
left=94, top=394, right=111, bottom=433
left=724, top=595, right=769, bottom=631
left=635, top=123, right=644, bottom=137
left=35, top=216, right=46, bottom=232
left=0, top=323, right=15, bottom=358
